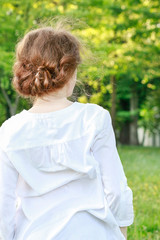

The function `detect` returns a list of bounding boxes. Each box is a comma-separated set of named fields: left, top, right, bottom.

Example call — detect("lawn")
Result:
left=118, top=145, right=160, bottom=240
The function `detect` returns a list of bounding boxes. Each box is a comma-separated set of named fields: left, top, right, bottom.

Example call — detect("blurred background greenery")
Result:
left=0, top=1, right=160, bottom=239
left=0, top=0, right=160, bottom=147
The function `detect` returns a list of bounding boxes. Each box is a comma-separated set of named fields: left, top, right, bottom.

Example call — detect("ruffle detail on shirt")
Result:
left=49, top=141, right=98, bottom=179
left=6, top=135, right=98, bottom=196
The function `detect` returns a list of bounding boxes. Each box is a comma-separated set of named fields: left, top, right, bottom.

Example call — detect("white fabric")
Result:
left=0, top=101, right=134, bottom=240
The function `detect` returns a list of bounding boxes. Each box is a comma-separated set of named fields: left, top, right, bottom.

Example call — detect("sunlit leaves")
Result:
left=0, top=0, right=160, bottom=130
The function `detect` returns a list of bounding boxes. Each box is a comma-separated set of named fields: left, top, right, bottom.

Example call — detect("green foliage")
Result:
left=0, top=0, right=160, bottom=137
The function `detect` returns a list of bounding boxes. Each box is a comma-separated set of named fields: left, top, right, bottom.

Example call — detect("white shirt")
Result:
left=0, top=101, right=134, bottom=240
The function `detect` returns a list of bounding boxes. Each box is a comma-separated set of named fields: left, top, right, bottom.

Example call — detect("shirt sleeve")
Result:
left=91, top=109, right=134, bottom=227
left=0, top=147, right=19, bottom=240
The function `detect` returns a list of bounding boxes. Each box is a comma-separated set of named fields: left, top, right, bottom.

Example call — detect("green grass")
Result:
left=118, top=145, right=160, bottom=240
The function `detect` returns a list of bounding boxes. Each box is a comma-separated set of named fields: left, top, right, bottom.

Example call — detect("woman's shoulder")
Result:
left=0, top=110, right=31, bottom=142
left=78, top=102, right=108, bottom=114
left=82, top=102, right=110, bottom=120
left=77, top=102, right=111, bottom=131
left=0, top=111, right=24, bottom=130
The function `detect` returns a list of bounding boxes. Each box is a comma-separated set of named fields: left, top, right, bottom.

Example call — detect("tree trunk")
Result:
left=110, top=75, right=116, bottom=131
left=119, top=98, right=130, bottom=145
left=152, top=133, right=156, bottom=146
left=1, top=88, right=19, bottom=116
left=129, top=87, right=139, bottom=145
left=141, top=127, right=146, bottom=146
left=119, top=121, right=130, bottom=144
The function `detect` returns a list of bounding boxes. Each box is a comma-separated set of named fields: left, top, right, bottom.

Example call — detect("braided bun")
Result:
left=12, top=27, right=82, bottom=98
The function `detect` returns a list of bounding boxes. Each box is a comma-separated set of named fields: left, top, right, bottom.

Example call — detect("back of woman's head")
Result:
left=12, top=25, right=82, bottom=98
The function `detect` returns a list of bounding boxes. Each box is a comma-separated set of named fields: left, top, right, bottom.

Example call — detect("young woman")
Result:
left=0, top=23, right=134, bottom=240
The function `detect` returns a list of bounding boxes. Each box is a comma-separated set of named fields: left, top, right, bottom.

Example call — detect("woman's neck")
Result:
left=28, top=98, right=73, bottom=113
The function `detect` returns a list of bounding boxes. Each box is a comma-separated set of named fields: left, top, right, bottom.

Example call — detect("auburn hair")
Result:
left=12, top=26, right=82, bottom=98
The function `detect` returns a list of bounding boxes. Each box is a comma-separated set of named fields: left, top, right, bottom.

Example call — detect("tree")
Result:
left=0, top=0, right=160, bottom=147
